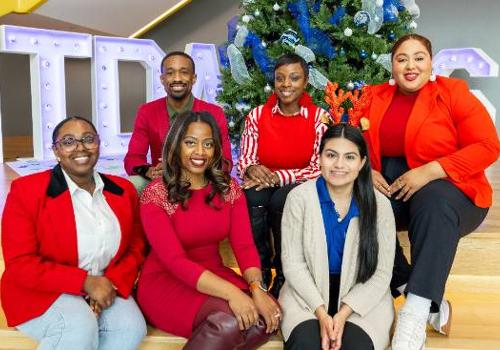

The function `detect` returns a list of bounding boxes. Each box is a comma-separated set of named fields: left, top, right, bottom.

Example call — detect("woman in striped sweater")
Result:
left=238, top=53, right=329, bottom=297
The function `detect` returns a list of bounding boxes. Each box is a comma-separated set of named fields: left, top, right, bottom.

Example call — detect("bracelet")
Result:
left=249, top=280, right=268, bottom=293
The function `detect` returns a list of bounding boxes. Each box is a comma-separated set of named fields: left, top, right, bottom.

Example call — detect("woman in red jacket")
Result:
left=137, top=111, right=280, bottom=349
left=363, top=34, right=500, bottom=350
left=1, top=116, right=147, bottom=350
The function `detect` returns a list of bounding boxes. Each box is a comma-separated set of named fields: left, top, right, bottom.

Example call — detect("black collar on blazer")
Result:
left=46, top=164, right=124, bottom=198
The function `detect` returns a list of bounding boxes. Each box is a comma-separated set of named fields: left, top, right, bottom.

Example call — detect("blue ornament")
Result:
left=359, top=49, right=368, bottom=59
left=280, top=29, right=300, bottom=47
left=353, top=11, right=370, bottom=27
left=353, top=80, right=366, bottom=90
left=388, top=31, right=396, bottom=41
left=383, top=4, right=399, bottom=22
left=388, top=0, right=406, bottom=12
left=339, top=47, right=346, bottom=57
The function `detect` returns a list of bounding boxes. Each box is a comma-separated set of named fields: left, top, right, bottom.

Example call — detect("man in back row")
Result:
left=124, top=51, right=232, bottom=186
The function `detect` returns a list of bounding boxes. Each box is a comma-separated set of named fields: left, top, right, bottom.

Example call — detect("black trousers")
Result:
left=382, top=157, right=488, bottom=305
left=244, top=184, right=298, bottom=272
left=285, top=274, right=374, bottom=350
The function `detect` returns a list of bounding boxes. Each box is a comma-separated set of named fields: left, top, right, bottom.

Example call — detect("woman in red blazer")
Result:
left=363, top=34, right=499, bottom=350
left=1, top=117, right=147, bottom=350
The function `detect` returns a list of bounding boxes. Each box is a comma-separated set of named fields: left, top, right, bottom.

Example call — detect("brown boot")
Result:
left=183, top=311, right=244, bottom=350
left=238, top=317, right=274, bottom=350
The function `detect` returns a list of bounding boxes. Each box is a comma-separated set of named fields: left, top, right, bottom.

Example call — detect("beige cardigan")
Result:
left=278, top=179, right=396, bottom=350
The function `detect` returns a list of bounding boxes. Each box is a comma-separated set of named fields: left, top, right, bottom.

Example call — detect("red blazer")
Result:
left=1, top=165, right=146, bottom=326
left=124, top=97, right=232, bottom=175
left=364, top=76, right=500, bottom=208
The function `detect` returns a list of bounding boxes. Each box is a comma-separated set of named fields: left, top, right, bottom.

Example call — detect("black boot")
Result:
left=249, top=206, right=272, bottom=284
left=269, top=272, right=285, bottom=299
left=270, top=209, right=285, bottom=298
left=261, top=268, right=272, bottom=290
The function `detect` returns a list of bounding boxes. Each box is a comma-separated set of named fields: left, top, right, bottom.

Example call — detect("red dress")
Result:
left=136, top=179, right=260, bottom=337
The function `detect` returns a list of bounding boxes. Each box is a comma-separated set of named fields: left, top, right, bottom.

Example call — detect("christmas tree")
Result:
left=217, top=0, right=419, bottom=142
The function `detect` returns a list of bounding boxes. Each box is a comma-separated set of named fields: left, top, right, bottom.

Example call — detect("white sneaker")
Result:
left=428, top=299, right=452, bottom=336
left=392, top=310, right=427, bottom=350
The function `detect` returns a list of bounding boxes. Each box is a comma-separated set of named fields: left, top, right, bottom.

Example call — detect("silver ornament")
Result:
left=234, top=25, right=249, bottom=48
left=362, top=0, right=384, bottom=34
left=295, top=44, right=316, bottom=63
left=344, top=28, right=353, bottom=37
left=376, top=54, right=392, bottom=72
left=309, top=68, right=329, bottom=90
left=227, top=44, right=252, bottom=85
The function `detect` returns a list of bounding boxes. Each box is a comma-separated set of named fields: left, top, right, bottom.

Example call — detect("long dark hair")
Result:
left=162, top=111, right=231, bottom=208
left=319, top=124, right=378, bottom=283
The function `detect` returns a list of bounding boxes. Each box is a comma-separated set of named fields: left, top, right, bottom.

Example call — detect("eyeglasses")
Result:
left=53, top=134, right=100, bottom=152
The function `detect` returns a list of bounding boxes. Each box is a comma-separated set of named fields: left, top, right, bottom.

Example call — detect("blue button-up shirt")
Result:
left=316, top=176, right=359, bottom=274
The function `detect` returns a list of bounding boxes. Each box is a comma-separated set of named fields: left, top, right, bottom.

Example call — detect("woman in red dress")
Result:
left=137, top=111, right=280, bottom=349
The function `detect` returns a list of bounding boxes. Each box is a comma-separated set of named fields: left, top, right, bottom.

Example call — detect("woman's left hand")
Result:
left=330, top=312, right=348, bottom=350
left=242, top=173, right=279, bottom=191
left=389, top=162, right=445, bottom=201
left=252, top=290, right=281, bottom=333
left=89, top=299, right=102, bottom=317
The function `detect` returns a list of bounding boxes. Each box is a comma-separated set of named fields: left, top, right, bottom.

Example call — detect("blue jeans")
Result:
left=17, top=294, right=147, bottom=350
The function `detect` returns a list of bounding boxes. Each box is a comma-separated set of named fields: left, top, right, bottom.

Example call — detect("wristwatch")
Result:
left=249, top=280, right=269, bottom=293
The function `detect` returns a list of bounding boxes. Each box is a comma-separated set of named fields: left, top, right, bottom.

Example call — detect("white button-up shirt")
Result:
left=62, top=169, right=121, bottom=276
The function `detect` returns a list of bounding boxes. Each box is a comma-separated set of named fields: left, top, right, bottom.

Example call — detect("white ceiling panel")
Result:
left=33, top=0, right=188, bottom=37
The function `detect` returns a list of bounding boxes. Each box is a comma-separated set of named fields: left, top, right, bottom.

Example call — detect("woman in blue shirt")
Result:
left=279, top=124, right=396, bottom=350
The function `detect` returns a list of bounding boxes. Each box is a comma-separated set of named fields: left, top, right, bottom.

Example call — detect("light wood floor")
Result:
left=1, top=160, right=500, bottom=349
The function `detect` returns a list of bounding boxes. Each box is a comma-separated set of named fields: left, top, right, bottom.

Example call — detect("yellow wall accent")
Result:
left=129, top=0, right=192, bottom=38
left=0, top=0, right=47, bottom=17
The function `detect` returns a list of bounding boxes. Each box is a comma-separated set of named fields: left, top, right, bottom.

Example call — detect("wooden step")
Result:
left=2, top=293, right=499, bottom=349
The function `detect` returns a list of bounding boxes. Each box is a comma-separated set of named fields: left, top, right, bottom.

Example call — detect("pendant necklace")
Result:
left=333, top=205, right=342, bottom=223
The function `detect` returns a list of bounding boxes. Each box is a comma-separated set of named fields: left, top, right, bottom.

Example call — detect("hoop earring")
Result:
left=429, top=72, right=436, bottom=82
left=389, top=77, right=396, bottom=86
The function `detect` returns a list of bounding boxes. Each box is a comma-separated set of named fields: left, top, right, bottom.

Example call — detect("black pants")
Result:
left=244, top=184, right=298, bottom=272
left=285, top=274, right=374, bottom=350
left=382, top=157, right=488, bottom=305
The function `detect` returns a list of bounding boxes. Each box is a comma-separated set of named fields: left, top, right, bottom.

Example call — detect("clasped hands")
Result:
left=228, top=289, right=281, bottom=334
left=83, top=275, right=116, bottom=317
left=372, top=163, right=439, bottom=201
left=242, top=164, right=279, bottom=191
left=316, top=305, right=350, bottom=350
